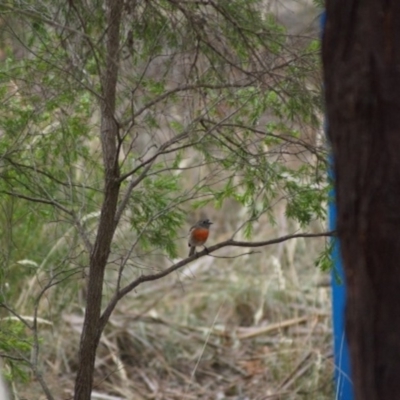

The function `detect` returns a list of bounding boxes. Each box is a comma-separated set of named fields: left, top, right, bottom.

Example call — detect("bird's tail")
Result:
left=188, top=245, right=195, bottom=256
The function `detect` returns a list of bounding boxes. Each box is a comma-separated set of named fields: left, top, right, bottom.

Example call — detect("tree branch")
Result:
left=99, top=230, right=334, bottom=330
left=0, top=191, right=72, bottom=215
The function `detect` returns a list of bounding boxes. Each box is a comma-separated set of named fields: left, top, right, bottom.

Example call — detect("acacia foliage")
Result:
left=0, top=0, right=326, bottom=395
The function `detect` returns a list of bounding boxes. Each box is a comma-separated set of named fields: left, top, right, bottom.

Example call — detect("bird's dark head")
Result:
left=200, top=219, right=213, bottom=228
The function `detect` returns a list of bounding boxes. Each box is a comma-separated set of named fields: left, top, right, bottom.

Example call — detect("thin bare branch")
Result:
left=0, top=191, right=72, bottom=216
left=99, top=230, right=334, bottom=330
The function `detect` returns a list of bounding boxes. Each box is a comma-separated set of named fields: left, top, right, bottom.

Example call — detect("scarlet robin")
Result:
left=188, top=219, right=213, bottom=256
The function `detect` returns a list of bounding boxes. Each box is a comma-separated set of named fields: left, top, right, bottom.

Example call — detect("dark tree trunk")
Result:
left=323, top=2, right=400, bottom=399
left=73, top=0, right=123, bottom=399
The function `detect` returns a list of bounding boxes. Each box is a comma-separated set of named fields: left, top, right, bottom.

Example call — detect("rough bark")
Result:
left=323, top=2, right=400, bottom=399
left=73, top=0, right=123, bottom=399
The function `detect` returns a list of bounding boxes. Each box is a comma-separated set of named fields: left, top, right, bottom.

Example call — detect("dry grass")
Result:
left=14, top=210, right=333, bottom=400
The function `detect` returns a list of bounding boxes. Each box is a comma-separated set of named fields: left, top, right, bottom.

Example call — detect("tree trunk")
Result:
left=323, top=2, right=400, bottom=399
left=73, top=1, right=123, bottom=399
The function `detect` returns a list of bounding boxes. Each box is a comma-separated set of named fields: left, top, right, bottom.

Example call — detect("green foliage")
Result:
left=0, top=0, right=327, bottom=391
left=128, top=173, right=186, bottom=258
left=315, top=241, right=334, bottom=272
left=0, top=0, right=326, bottom=273
left=283, top=165, right=328, bottom=227
left=0, top=320, right=32, bottom=383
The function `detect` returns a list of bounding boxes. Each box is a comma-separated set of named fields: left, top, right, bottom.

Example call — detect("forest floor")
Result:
left=16, top=216, right=334, bottom=400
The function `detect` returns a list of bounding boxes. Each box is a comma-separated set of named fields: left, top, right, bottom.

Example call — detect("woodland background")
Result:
left=0, top=0, right=333, bottom=399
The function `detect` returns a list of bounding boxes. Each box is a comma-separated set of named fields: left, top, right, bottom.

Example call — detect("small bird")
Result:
left=188, top=219, right=213, bottom=256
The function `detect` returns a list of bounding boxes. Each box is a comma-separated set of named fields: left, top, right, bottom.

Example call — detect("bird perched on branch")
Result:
left=188, top=219, right=213, bottom=256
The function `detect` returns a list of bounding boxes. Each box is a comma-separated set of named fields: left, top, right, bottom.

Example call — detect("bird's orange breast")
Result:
left=191, top=228, right=209, bottom=242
